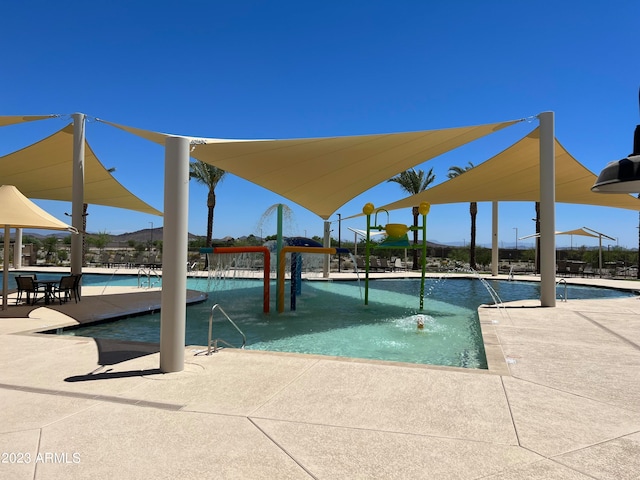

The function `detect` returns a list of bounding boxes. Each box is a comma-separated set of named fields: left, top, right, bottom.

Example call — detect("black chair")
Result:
left=52, top=275, right=77, bottom=304
left=15, top=275, right=44, bottom=305
left=71, top=273, right=82, bottom=302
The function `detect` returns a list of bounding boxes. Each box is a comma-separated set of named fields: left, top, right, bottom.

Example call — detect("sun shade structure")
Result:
left=0, top=115, right=56, bottom=127
left=377, top=127, right=640, bottom=212
left=0, top=185, right=78, bottom=231
left=0, top=124, right=162, bottom=216
left=556, top=227, right=600, bottom=238
left=103, top=119, right=521, bottom=219
left=0, top=185, right=77, bottom=309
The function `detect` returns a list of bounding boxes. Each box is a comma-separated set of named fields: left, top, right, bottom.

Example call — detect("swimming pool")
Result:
left=55, top=275, right=632, bottom=369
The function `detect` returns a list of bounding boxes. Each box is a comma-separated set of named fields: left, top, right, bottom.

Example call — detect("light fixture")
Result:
left=592, top=90, right=640, bottom=193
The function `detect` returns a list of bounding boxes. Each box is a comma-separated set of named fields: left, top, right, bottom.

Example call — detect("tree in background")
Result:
left=387, top=168, right=436, bottom=270
left=42, top=236, right=59, bottom=264
left=447, top=162, right=477, bottom=270
left=87, top=230, right=110, bottom=255
left=189, top=160, right=227, bottom=247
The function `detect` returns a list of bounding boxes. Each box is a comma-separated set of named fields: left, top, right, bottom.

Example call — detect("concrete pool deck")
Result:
left=1, top=271, right=639, bottom=479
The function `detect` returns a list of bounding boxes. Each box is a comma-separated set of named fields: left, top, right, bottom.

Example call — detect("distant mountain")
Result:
left=20, top=228, right=459, bottom=249
left=20, top=228, right=204, bottom=244
left=108, top=228, right=208, bottom=244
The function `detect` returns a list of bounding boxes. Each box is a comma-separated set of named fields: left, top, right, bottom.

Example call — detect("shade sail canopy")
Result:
left=0, top=115, right=56, bottom=128
left=0, top=184, right=76, bottom=309
left=378, top=128, right=640, bottom=212
left=0, top=184, right=76, bottom=231
left=104, top=119, right=520, bottom=219
left=0, top=124, right=162, bottom=216
left=556, top=228, right=600, bottom=238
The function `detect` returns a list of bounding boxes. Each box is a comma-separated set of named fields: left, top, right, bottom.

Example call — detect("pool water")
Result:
left=56, top=275, right=632, bottom=369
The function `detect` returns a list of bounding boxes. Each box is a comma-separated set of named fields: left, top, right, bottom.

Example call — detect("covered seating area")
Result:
left=14, top=273, right=82, bottom=306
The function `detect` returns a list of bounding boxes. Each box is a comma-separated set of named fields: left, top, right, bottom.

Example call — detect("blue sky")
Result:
left=1, top=1, right=639, bottom=249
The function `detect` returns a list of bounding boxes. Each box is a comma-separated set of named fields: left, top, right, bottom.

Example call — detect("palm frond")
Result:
left=387, top=168, right=435, bottom=195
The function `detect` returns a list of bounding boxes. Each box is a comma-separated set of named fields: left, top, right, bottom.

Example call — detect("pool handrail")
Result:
left=207, top=304, right=246, bottom=355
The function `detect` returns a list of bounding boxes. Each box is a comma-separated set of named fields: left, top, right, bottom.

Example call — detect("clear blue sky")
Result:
left=1, top=1, right=639, bottom=249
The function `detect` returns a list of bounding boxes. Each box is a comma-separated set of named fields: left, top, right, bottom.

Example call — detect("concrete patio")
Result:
left=0, top=275, right=639, bottom=479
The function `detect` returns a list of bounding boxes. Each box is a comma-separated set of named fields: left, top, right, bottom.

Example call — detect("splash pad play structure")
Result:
left=201, top=202, right=431, bottom=314
left=361, top=201, right=431, bottom=310
left=201, top=204, right=349, bottom=314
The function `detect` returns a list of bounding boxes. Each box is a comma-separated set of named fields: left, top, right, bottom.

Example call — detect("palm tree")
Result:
left=387, top=168, right=436, bottom=270
left=189, top=160, right=227, bottom=247
left=447, top=162, right=477, bottom=270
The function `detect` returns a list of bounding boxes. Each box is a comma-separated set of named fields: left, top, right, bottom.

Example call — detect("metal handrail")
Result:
left=207, top=304, right=246, bottom=355
left=137, top=268, right=161, bottom=288
left=556, top=278, right=568, bottom=301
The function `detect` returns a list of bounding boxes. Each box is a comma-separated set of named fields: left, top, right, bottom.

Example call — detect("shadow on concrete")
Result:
left=63, top=338, right=161, bottom=382
left=65, top=367, right=163, bottom=383
left=94, top=338, right=160, bottom=365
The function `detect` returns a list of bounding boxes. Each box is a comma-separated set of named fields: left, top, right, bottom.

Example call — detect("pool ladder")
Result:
left=556, top=278, right=568, bottom=301
left=207, top=304, right=246, bottom=355
left=137, top=268, right=161, bottom=288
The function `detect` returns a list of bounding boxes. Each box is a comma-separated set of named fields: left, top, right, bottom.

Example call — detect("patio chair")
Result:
left=71, top=273, right=82, bottom=302
left=15, top=275, right=44, bottom=305
left=52, top=275, right=77, bottom=304
left=378, top=258, right=392, bottom=271
left=369, top=257, right=381, bottom=271
left=567, top=262, right=583, bottom=276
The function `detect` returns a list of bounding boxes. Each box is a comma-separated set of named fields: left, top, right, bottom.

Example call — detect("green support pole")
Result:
left=275, top=204, right=284, bottom=312
left=365, top=212, right=371, bottom=305
left=418, top=202, right=430, bottom=310
left=419, top=213, right=427, bottom=310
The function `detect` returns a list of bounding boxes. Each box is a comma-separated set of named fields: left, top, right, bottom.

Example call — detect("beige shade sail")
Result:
left=0, top=184, right=77, bottom=231
left=378, top=128, right=640, bottom=212
left=0, top=124, right=162, bottom=216
left=556, top=228, right=600, bottom=238
left=103, top=119, right=520, bottom=219
left=0, top=115, right=56, bottom=128
left=0, top=184, right=76, bottom=309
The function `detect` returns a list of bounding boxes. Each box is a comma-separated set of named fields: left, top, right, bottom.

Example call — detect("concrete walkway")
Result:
left=1, top=276, right=639, bottom=479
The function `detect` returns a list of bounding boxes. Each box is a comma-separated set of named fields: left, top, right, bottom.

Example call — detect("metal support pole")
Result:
left=338, top=213, right=342, bottom=272
left=160, top=136, right=189, bottom=373
left=276, top=204, right=284, bottom=309
left=71, top=113, right=85, bottom=282
left=364, top=213, right=371, bottom=305
left=491, top=202, right=498, bottom=276
left=539, top=112, right=556, bottom=307
left=419, top=213, right=427, bottom=310
left=598, top=235, right=603, bottom=276
left=322, top=221, right=330, bottom=278
left=2, top=226, right=9, bottom=310
left=13, top=228, right=22, bottom=268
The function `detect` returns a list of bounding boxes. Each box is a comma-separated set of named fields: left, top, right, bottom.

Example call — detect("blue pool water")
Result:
left=48, top=273, right=633, bottom=369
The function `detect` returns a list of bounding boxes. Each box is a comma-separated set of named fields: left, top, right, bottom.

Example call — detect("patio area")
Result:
left=0, top=276, right=639, bottom=479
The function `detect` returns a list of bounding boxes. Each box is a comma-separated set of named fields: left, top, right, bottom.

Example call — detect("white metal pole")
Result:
left=2, top=226, right=9, bottom=310
left=71, top=113, right=85, bottom=279
left=598, top=235, right=603, bottom=276
left=160, top=136, right=189, bottom=373
left=322, top=221, right=330, bottom=278
left=13, top=228, right=22, bottom=268
left=491, top=201, right=498, bottom=276
left=539, top=111, right=556, bottom=307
